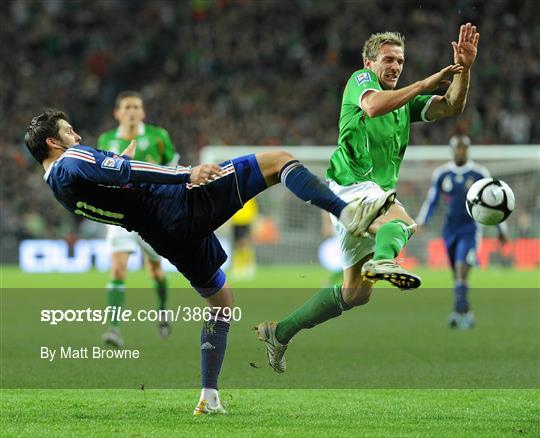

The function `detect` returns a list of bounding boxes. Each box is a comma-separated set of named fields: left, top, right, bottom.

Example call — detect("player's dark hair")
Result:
left=115, top=91, right=144, bottom=108
left=24, top=109, right=68, bottom=164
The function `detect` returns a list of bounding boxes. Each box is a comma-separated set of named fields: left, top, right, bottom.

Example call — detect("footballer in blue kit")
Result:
left=25, top=109, right=393, bottom=414
left=416, top=135, right=507, bottom=329
left=44, top=144, right=263, bottom=292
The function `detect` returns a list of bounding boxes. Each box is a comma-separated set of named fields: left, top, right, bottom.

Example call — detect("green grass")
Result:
left=2, top=264, right=539, bottom=289
left=2, top=389, right=539, bottom=437
left=1, top=265, right=539, bottom=436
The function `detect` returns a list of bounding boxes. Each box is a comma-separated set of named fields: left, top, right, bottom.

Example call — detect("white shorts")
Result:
left=105, top=225, right=161, bottom=262
left=328, top=180, right=400, bottom=270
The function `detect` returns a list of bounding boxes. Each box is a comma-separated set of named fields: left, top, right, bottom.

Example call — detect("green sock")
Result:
left=275, top=286, right=350, bottom=344
left=155, top=277, right=168, bottom=311
left=106, top=279, right=125, bottom=327
left=373, top=219, right=412, bottom=261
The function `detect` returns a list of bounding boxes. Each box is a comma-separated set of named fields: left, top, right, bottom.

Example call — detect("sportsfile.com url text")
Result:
left=40, top=306, right=242, bottom=325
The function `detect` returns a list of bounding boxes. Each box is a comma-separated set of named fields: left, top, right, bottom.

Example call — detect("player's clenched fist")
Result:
left=189, top=163, right=224, bottom=184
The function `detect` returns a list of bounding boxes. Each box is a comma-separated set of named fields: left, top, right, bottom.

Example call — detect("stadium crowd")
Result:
left=1, top=0, right=538, bottom=248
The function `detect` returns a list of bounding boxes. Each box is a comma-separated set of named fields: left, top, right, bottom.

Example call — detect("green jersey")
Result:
left=326, top=69, right=434, bottom=190
left=97, top=123, right=177, bottom=165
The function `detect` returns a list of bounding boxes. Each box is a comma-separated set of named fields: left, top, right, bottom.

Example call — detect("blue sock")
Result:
left=454, top=281, right=469, bottom=313
left=200, top=315, right=230, bottom=389
left=279, top=160, right=347, bottom=219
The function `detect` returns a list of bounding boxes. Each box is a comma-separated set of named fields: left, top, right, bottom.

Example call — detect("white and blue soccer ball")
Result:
left=466, top=178, right=515, bottom=226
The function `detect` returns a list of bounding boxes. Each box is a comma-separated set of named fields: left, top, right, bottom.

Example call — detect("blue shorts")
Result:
left=158, top=154, right=266, bottom=296
left=444, top=231, right=478, bottom=269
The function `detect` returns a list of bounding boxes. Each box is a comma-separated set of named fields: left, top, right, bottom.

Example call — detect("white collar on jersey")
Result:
left=449, top=159, right=474, bottom=174
left=43, top=160, right=58, bottom=181
left=115, top=123, right=145, bottom=138
left=42, top=148, right=72, bottom=181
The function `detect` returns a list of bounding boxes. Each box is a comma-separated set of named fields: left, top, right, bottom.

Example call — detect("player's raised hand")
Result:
left=189, top=163, right=225, bottom=185
left=452, top=22, right=480, bottom=68
left=421, top=64, right=464, bottom=92
left=121, top=140, right=137, bottom=159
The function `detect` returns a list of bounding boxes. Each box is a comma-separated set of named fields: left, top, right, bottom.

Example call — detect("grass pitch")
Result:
left=1, top=265, right=539, bottom=436
left=2, top=389, right=539, bottom=437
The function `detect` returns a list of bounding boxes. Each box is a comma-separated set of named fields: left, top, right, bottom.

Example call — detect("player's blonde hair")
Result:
left=362, top=32, right=405, bottom=62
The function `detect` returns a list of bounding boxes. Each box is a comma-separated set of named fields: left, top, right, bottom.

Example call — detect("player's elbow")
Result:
left=444, top=96, right=466, bottom=116
left=362, top=102, right=382, bottom=118
left=360, top=93, right=384, bottom=118
left=450, top=104, right=465, bottom=116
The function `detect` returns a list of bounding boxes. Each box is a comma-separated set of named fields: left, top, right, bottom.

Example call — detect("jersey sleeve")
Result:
left=409, top=95, right=437, bottom=123
left=416, top=169, right=443, bottom=225
left=343, top=70, right=381, bottom=110
left=158, top=128, right=179, bottom=165
left=62, top=145, right=191, bottom=185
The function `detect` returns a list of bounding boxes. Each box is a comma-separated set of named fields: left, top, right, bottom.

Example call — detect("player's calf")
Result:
left=254, top=150, right=295, bottom=185
left=341, top=284, right=373, bottom=307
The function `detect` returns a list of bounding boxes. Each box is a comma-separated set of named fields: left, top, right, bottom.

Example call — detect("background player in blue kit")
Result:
left=24, top=109, right=391, bottom=415
left=416, top=135, right=508, bottom=329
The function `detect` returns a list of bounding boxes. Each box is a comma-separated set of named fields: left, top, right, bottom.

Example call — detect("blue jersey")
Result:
left=44, top=145, right=192, bottom=236
left=43, top=145, right=267, bottom=290
left=416, top=160, right=490, bottom=237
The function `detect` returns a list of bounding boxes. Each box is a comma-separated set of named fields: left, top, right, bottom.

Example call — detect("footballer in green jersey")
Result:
left=98, top=120, right=177, bottom=165
left=98, top=91, right=178, bottom=347
left=256, top=23, right=480, bottom=373
left=327, top=68, right=435, bottom=190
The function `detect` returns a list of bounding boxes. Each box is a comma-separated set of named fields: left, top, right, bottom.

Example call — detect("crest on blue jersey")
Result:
left=101, top=157, right=123, bottom=171
left=355, top=72, right=370, bottom=86
left=442, top=175, right=453, bottom=192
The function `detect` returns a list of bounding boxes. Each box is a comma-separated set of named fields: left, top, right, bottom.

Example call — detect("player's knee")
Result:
left=256, top=150, right=297, bottom=184
left=111, top=264, right=127, bottom=280
left=455, top=263, right=468, bottom=282
left=341, top=281, right=373, bottom=308
left=274, top=150, right=295, bottom=174
left=192, top=269, right=227, bottom=299
left=147, top=263, right=164, bottom=281
left=150, top=270, right=163, bottom=282
left=370, top=204, right=415, bottom=234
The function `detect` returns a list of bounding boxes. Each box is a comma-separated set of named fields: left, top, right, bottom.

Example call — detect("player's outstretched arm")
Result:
left=121, top=140, right=222, bottom=185
left=425, top=23, right=480, bottom=120
left=64, top=143, right=193, bottom=186
left=362, top=64, right=463, bottom=118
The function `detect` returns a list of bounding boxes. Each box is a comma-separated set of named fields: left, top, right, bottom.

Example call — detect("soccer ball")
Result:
left=466, top=178, right=515, bottom=225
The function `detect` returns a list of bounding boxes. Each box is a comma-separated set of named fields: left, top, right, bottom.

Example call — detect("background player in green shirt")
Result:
left=98, top=91, right=179, bottom=347
left=256, top=23, right=480, bottom=372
